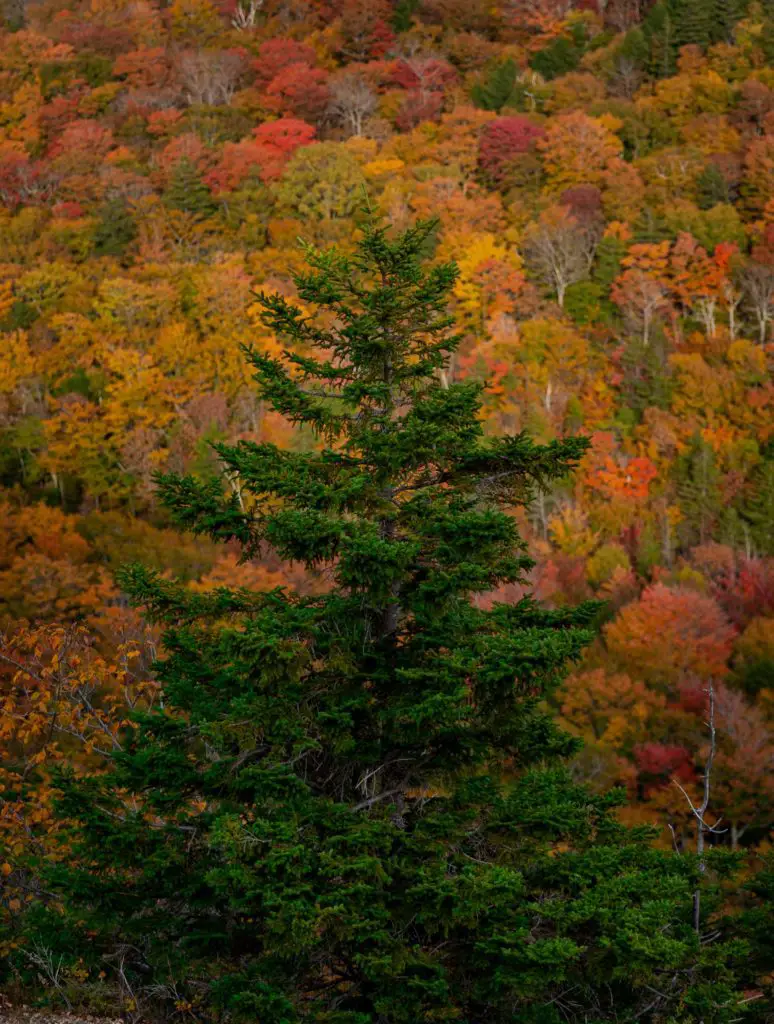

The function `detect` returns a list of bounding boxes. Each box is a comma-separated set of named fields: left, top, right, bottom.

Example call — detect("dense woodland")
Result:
left=0, top=0, right=774, bottom=1018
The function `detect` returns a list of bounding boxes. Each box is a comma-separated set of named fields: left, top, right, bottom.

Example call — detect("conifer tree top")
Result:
left=150, top=218, right=590, bottom=583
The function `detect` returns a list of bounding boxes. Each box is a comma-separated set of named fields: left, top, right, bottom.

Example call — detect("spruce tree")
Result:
left=36, top=220, right=741, bottom=1022
left=92, top=197, right=137, bottom=258
left=391, top=0, right=420, bottom=33
left=696, top=163, right=731, bottom=209
left=677, top=435, right=723, bottom=547
left=164, top=156, right=218, bottom=218
left=529, top=35, right=583, bottom=81
left=670, top=0, right=712, bottom=50
left=633, top=206, right=672, bottom=245
left=741, top=457, right=774, bottom=555
left=761, top=12, right=774, bottom=63
left=470, top=58, right=518, bottom=112
left=644, top=2, right=678, bottom=77
left=710, top=0, right=747, bottom=43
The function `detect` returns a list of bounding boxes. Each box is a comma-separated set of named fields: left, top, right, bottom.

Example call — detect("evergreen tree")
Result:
left=741, top=457, right=774, bottom=555
left=644, top=2, right=678, bottom=78
left=677, top=435, right=723, bottom=547
left=760, top=11, right=774, bottom=63
left=620, top=335, right=673, bottom=419
left=670, top=0, right=712, bottom=50
left=391, top=0, right=420, bottom=33
left=164, top=157, right=218, bottom=218
left=593, top=234, right=626, bottom=289
left=633, top=206, right=672, bottom=245
left=618, top=27, right=649, bottom=68
left=710, top=0, right=748, bottom=43
left=36, top=220, right=745, bottom=1022
left=470, top=58, right=518, bottom=112
left=530, top=35, right=583, bottom=81
left=92, top=197, right=138, bottom=258
left=696, top=163, right=731, bottom=209
left=611, top=27, right=649, bottom=89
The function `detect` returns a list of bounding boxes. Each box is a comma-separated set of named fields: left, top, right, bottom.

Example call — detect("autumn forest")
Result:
left=1, top=0, right=774, bottom=1019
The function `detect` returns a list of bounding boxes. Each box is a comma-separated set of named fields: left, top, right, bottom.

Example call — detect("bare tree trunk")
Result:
left=673, top=681, right=723, bottom=936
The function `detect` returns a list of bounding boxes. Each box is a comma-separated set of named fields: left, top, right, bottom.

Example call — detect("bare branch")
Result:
left=671, top=680, right=724, bottom=935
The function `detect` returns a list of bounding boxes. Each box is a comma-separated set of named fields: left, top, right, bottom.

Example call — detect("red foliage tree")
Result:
left=252, top=38, right=317, bottom=88
left=52, top=200, right=85, bottom=219
left=38, top=94, right=83, bottom=137
left=205, top=118, right=316, bottom=192
left=712, top=557, right=774, bottom=628
left=156, top=133, right=208, bottom=183
left=47, top=119, right=114, bottom=163
left=337, top=0, right=394, bottom=60
left=252, top=117, right=317, bottom=156
left=478, top=116, right=545, bottom=185
left=114, top=47, right=172, bottom=89
left=675, top=680, right=708, bottom=715
left=634, top=742, right=694, bottom=782
left=263, top=64, right=331, bottom=123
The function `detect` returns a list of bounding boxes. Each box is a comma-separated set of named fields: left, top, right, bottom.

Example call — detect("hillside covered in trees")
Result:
left=0, top=0, right=774, bottom=1017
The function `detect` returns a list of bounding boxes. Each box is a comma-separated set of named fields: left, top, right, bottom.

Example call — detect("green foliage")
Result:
left=530, top=34, right=584, bottom=81
left=620, top=335, right=673, bottom=418
left=38, top=52, right=113, bottom=98
left=164, top=158, right=218, bottom=218
left=78, top=510, right=220, bottom=579
left=75, top=50, right=114, bottom=87
left=92, top=197, right=137, bottom=258
left=617, top=27, right=649, bottom=71
left=671, top=0, right=713, bottom=50
left=586, top=542, right=631, bottom=589
left=563, top=280, right=605, bottom=325
left=0, top=417, right=45, bottom=489
left=760, top=14, right=774, bottom=63
left=741, top=458, right=774, bottom=556
left=471, top=57, right=519, bottom=111
left=391, top=0, right=420, bottom=32
left=0, top=298, right=37, bottom=330
left=742, top=852, right=774, bottom=1003
left=677, top=435, right=724, bottom=547
left=696, top=163, right=732, bottom=209
left=52, top=366, right=98, bottom=400
left=26, top=220, right=740, bottom=1022
left=644, top=2, right=678, bottom=78
left=643, top=0, right=747, bottom=73
left=670, top=203, right=746, bottom=252
left=633, top=207, right=673, bottom=244
left=277, top=142, right=364, bottom=222
left=710, top=0, right=749, bottom=44
left=593, top=235, right=626, bottom=289
left=184, top=105, right=256, bottom=144
left=220, top=170, right=273, bottom=246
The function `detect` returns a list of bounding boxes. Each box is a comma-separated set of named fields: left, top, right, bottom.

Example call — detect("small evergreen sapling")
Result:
left=40, top=219, right=740, bottom=1022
